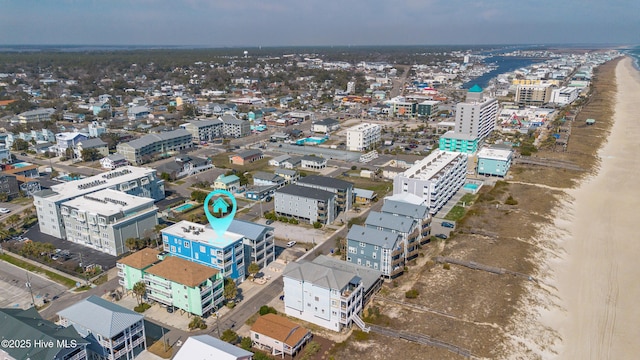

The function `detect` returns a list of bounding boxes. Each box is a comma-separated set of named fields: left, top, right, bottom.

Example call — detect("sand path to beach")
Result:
left=554, top=56, right=640, bottom=358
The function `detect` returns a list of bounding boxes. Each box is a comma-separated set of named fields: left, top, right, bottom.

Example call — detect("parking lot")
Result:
left=0, top=259, right=68, bottom=309
left=23, top=225, right=118, bottom=271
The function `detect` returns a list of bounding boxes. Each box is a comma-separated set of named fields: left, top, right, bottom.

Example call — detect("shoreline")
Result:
left=518, top=56, right=640, bottom=358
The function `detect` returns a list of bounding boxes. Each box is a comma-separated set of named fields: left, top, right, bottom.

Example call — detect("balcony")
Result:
left=407, top=246, right=420, bottom=259
left=145, top=277, right=171, bottom=288
left=117, top=271, right=124, bottom=278
left=116, top=263, right=124, bottom=269
left=118, top=279, right=126, bottom=287
left=200, top=285, right=212, bottom=297
left=392, top=245, right=404, bottom=257
left=390, top=266, right=404, bottom=277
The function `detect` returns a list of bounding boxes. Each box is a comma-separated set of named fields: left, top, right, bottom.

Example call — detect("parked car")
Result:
left=441, top=222, right=455, bottom=228
left=435, top=234, right=448, bottom=239
left=266, top=219, right=274, bottom=225
left=287, top=241, right=297, bottom=247
left=0, top=208, right=11, bottom=214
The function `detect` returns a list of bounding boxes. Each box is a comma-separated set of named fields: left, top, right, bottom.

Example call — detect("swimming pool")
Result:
left=173, top=203, right=195, bottom=212
left=12, top=162, right=31, bottom=168
left=463, top=183, right=479, bottom=190
left=296, top=137, right=327, bottom=145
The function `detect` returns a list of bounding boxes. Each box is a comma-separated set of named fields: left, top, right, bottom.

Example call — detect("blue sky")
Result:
left=0, top=0, right=637, bottom=46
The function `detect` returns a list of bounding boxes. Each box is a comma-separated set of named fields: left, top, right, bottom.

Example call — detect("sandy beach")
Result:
left=538, top=56, right=640, bottom=358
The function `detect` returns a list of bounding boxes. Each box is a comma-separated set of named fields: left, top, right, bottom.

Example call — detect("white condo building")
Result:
left=60, top=189, right=159, bottom=255
left=33, top=166, right=165, bottom=240
left=346, top=123, right=381, bottom=152
left=392, top=150, right=467, bottom=214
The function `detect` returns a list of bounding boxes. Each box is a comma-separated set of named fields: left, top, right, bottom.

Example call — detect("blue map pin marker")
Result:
left=203, top=190, right=237, bottom=239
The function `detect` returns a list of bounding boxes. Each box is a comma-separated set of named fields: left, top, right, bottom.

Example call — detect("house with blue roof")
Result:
left=214, top=174, right=241, bottom=193
left=57, top=295, right=146, bottom=360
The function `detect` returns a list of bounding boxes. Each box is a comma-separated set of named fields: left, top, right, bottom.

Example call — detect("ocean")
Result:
left=627, top=46, right=640, bottom=70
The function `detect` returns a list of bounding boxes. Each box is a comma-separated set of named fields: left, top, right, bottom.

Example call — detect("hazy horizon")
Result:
left=1, top=1, right=638, bottom=47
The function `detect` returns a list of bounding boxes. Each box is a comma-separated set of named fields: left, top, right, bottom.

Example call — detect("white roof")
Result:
left=174, top=335, right=253, bottom=360
left=401, top=150, right=465, bottom=181
left=39, top=166, right=156, bottom=203
left=163, top=220, right=243, bottom=249
left=62, top=189, right=154, bottom=216
left=477, top=147, right=513, bottom=161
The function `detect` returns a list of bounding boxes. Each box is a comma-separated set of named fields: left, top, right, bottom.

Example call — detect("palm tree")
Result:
left=247, top=262, right=260, bottom=280
left=125, top=237, right=138, bottom=251
left=7, top=214, right=20, bottom=229
left=132, top=281, right=146, bottom=305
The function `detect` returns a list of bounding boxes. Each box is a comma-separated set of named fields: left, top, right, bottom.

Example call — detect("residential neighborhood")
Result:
left=0, top=46, right=621, bottom=360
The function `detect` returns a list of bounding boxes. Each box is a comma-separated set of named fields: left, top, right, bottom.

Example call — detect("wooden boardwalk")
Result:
left=435, top=256, right=538, bottom=282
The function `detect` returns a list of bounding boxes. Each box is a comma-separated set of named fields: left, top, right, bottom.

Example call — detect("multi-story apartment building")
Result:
left=283, top=255, right=382, bottom=332
left=220, top=115, right=251, bottom=138
left=296, top=175, right=354, bottom=213
left=347, top=224, right=405, bottom=277
left=274, top=184, right=337, bottom=224
left=417, top=100, right=440, bottom=117
left=116, top=129, right=193, bottom=165
left=393, top=150, right=467, bottom=215
left=180, top=119, right=223, bottom=143
left=116, top=248, right=162, bottom=290
left=60, top=189, right=158, bottom=255
left=440, top=85, right=498, bottom=154
left=550, top=86, right=580, bottom=105
left=143, top=255, right=224, bottom=316
left=346, top=123, right=381, bottom=151
left=364, top=211, right=421, bottom=262
left=228, top=219, right=275, bottom=274
left=389, top=100, right=416, bottom=117
left=381, top=198, right=431, bottom=245
left=33, top=166, right=165, bottom=240
left=515, top=83, right=554, bottom=106
left=58, top=296, right=146, bottom=360
left=0, top=307, right=89, bottom=360
left=476, top=147, right=513, bottom=177
left=14, top=108, right=55, bottom=124
left=161, top=220, right=245, bottom=282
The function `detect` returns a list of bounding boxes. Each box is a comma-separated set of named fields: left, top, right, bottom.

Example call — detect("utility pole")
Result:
left=26, top=271, right=36, bottom=308
left=78, top=253, right=89, bottom=285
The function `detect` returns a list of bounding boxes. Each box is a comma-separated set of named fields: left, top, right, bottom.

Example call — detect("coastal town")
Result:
left=0, top=46, right=625, bottom=360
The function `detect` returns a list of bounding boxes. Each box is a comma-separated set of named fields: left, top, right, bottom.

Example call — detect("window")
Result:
left=184, top=242, right=190, bottom=249
left=359, top=242, right=365, bottom=247
left=348, top=246, right=357, bottom=254
left=254, top=334, right=259, bottom=339
left=315, top=296, right=319, bottom=302
left=170, top=246, right=176, bottom=252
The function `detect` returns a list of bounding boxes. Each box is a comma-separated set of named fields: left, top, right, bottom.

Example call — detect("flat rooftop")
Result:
left=402, top=150, right=465, bottom=181
left=39, top=166, right=157, bottom=203
left=62, top=189, right=154, bottom=216
left=163, top=220, right=243, bottom=248
left=477, top=147, right=513, bottom=161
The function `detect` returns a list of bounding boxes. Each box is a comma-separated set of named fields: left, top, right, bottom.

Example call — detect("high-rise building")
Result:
left=439, top=85, right=498, bottom=154
left=346, top=123, right=381, bottom=152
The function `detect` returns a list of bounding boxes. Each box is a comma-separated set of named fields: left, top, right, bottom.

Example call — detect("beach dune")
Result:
left=551, top=56, right=640, bottom=358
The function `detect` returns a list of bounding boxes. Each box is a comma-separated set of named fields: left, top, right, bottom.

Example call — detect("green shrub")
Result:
left=443, top=263, right=451, bottom=270
left=313, top=221, right=322, bottom=229
left=353, top=330, right=370, bottom=341
left=221, top=329, right=238, bottom=343
left=134, top=303, right=151, bottom=313
left=259, top=306, right=278, bottom=316
left=504, top=195, right=518, bottom=205
left=405, top=289, right=419, bottom=299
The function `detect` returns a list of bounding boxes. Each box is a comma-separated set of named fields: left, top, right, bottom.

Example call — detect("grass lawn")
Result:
left=147, top=340, right=173, bottom=359
left=337, top=176, right=392, bottom=199
left=0, top=253, right=77, bottom=288
left=210, top=153, right=273, bottom=173
left=173, top=180, right=186, bottom=185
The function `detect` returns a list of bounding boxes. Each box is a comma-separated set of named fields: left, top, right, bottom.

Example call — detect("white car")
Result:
left=0, top=208, right=10, bottom=214
left=286, top=241, right=297, bottom=248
